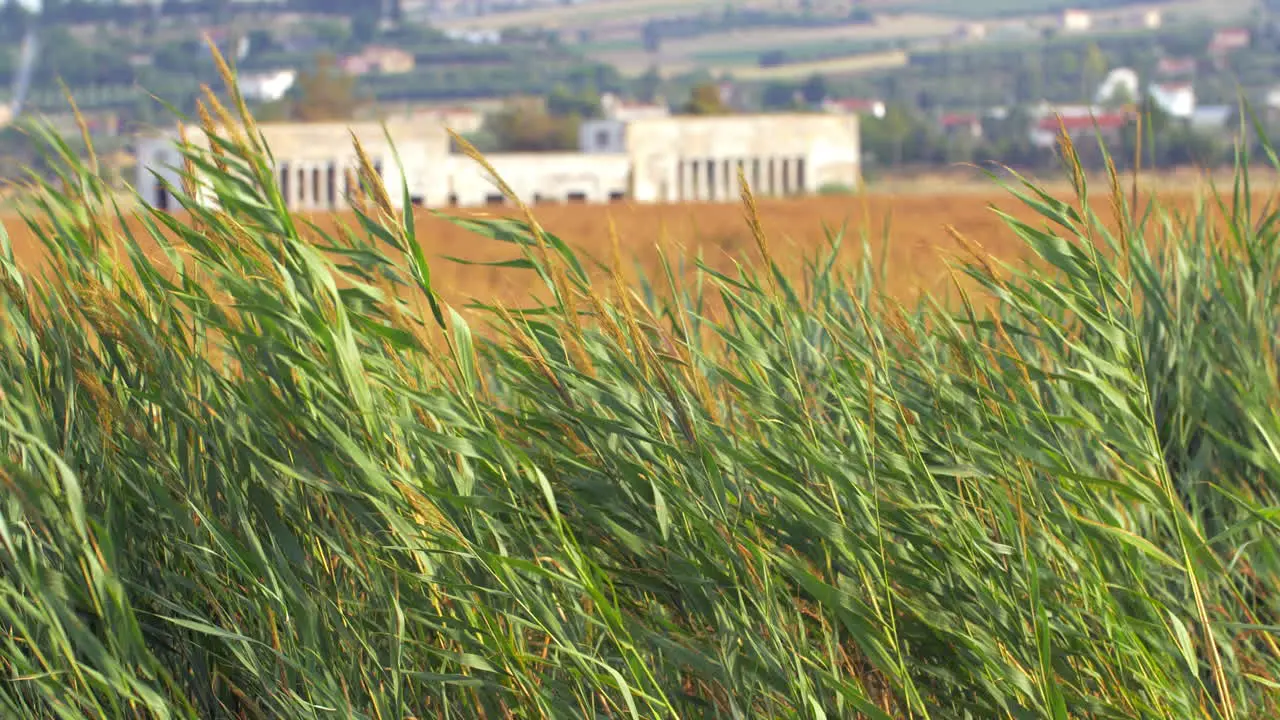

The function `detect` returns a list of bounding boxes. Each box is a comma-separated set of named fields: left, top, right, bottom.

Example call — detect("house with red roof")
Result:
left=339, top=46, right=415, bottom=76
left=940, top=112, right=983, bottom=139
left=1029, top=112, right=1132, bottom=149
left=1209, top=28, right=1250, bottom=55
left=1156, top=56, right=1198, bottom=77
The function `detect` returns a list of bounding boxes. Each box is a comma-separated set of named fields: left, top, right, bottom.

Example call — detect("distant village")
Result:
left=2, top=3, right=1277, bottom=189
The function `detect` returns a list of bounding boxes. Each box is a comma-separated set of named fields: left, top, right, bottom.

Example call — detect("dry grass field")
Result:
left=1, top=187, right=1255, bottom=322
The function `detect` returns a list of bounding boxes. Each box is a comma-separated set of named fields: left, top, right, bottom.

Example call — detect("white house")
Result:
left=238, top=69, right=298, bottom=104
left=1095, top=68, right=1140, bottom=106
left=1148, top=82, right=1196, bottom=118
left=599, top=93, right=670, bottom=122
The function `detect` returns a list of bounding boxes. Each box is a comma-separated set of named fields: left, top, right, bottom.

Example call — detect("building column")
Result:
left=338, top=164, right=352, bottom=210
left=718, top=158, right=731, bottom=203
left=304, top=162, right=315, bottom=209
left=288, top=162, right=299, bottom=210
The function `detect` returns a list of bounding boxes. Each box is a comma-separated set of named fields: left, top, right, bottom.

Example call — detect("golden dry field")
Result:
left=0, top=188, right=1263, bottom=321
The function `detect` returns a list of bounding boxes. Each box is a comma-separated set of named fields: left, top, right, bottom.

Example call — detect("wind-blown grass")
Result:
left=0, top=61, right=1276, bottom=719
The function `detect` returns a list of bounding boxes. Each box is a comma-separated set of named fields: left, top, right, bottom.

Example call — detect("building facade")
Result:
left=135, top=112, right=861, bottom=211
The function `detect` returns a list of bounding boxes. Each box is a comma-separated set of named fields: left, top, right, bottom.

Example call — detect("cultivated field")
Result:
left=0, top=185, right=1250, bottom=315
left=431, top=0, right=1256, bottom=77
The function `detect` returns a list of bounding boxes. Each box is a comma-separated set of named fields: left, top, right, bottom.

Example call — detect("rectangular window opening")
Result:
left=279, top=163, right=290, bottom=205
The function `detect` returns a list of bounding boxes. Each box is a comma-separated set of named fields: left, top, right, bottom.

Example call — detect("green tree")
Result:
left=1013, top=52, right=1044, bottom=103
left=1082, top=42, right=1108, bottom=103
left=0, top=0, right=30, bottom=41
left=800, top=73, right=828, bottom=105
left=290, top=52, right=361, bottom=122
left=1098, top=81, right=1134, bottom=110
left=761, top=82, right=799, bottom=110
left=547, top=85, right=601, bottom=119
left=634, top=66, right=662, bottom=103
left=682, top=82, right=729, bottom=115
left=486, top=99, right=579, bottom=152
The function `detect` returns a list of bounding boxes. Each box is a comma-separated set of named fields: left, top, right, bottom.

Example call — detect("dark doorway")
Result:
left=566, top=192, right=587, bottom=204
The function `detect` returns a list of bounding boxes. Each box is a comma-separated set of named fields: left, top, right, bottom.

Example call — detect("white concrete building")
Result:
left=624, top=114, right=861, bottom=203
left=135, top=112, right=861, bottom=211
left=238, top=69, right=297, bottom=104
left=137, top=120, right=448, bottom=212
